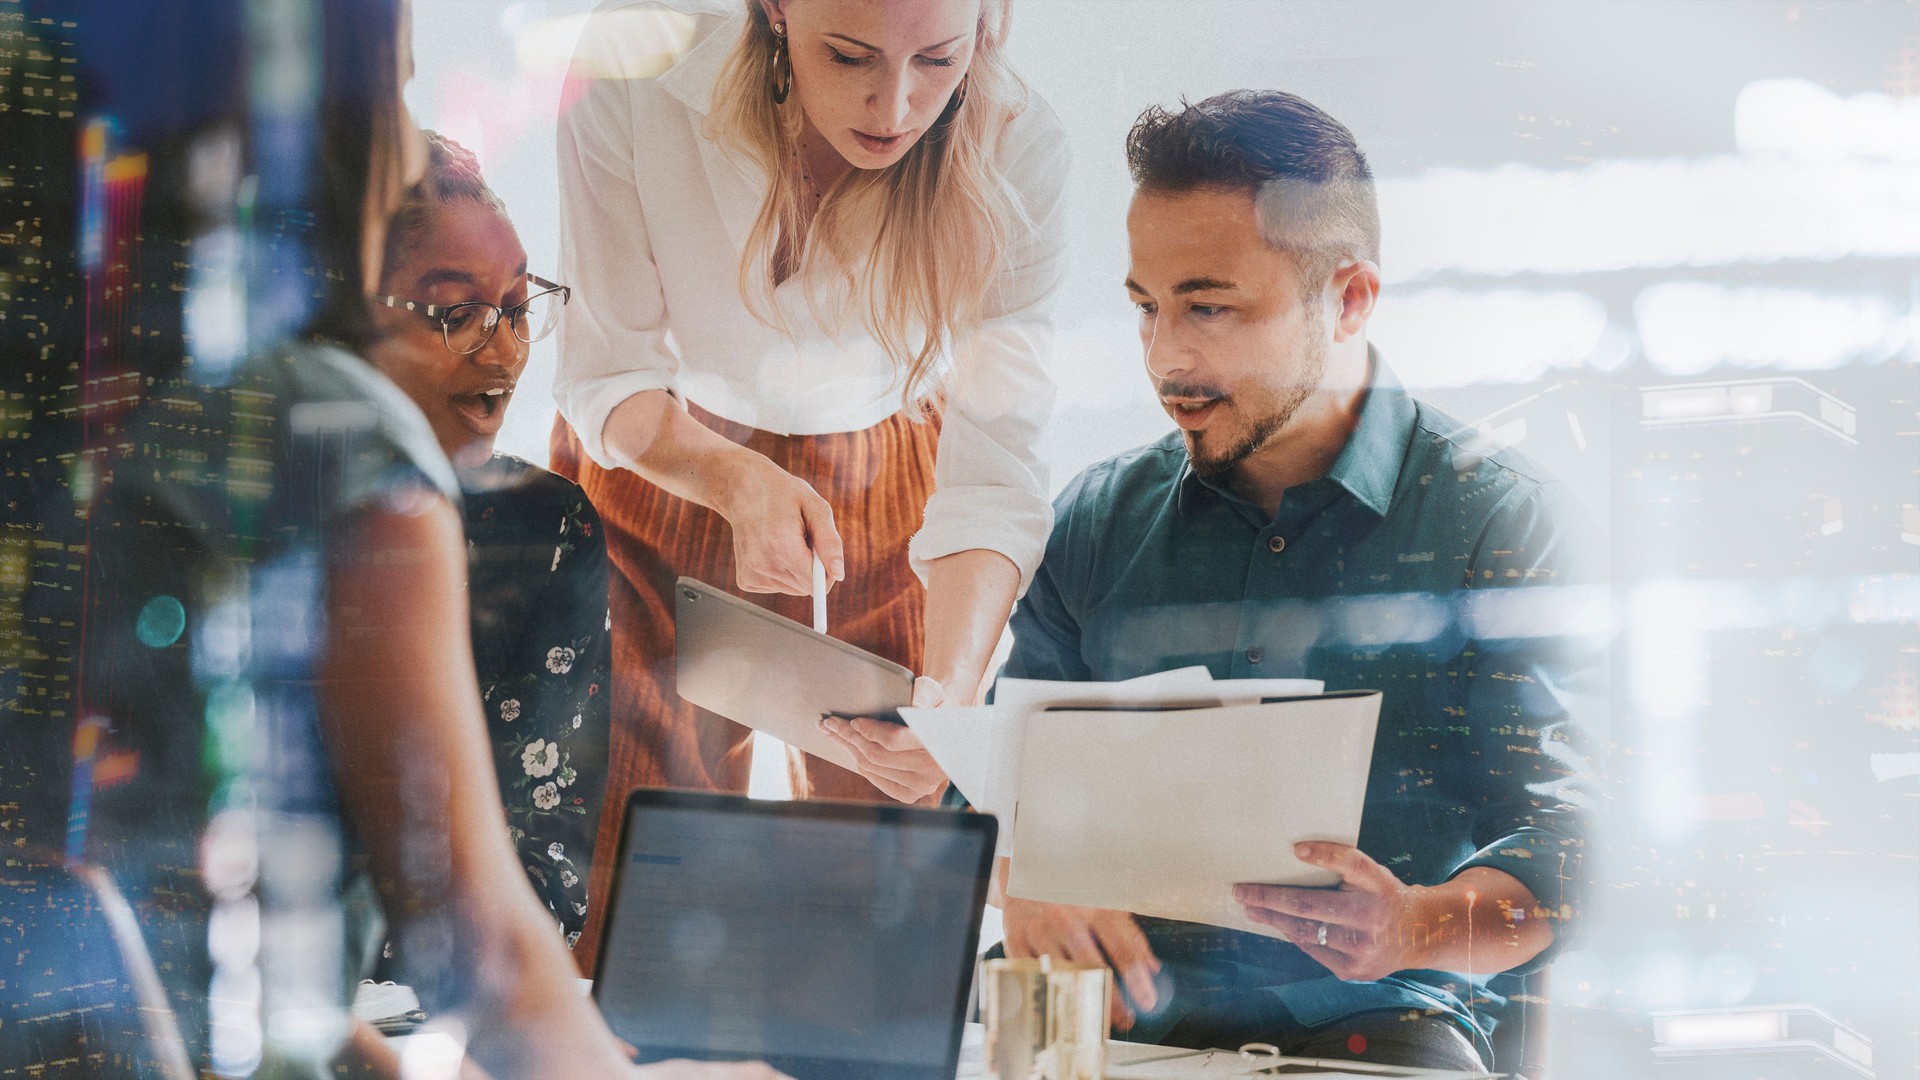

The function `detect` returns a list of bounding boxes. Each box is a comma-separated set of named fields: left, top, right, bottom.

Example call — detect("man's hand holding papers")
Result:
left=1234, top=844, right=1558, bottom=981
left=1232, top=842, right=1424, bottom=982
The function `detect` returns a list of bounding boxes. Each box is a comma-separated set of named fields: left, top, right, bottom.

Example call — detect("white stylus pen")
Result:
left=811, top=553, right=828, bottom=635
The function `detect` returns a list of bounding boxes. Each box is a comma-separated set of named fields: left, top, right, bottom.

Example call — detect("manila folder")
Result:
left=1007, top=691, right=1381, bottom=938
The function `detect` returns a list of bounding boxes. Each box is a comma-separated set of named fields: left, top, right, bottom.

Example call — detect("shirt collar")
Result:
left=656, top=7, right=742, bottom=117
left=1177, top=347, right=1415, bottom=521
left=1323, top=349, right=1415, bottom=518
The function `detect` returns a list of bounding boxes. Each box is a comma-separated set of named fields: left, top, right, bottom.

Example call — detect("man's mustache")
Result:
left=1156, top=380, right=1229, bottom=403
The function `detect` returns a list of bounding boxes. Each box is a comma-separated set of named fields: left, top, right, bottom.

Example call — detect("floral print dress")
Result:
left=461, top=454, right=611, bottom=948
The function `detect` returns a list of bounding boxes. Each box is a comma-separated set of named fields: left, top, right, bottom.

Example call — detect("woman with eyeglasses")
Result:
left=551, top=0, right=1066, bottom=962
left=364, top=131, right=610, bottom=956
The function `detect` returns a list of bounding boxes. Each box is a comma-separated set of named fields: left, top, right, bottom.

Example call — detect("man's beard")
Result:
left=1185, top=328, right=1328, bottom=486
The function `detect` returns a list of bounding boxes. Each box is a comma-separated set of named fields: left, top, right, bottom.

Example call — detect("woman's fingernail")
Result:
left=1295, top=842, right=1312, bottom=858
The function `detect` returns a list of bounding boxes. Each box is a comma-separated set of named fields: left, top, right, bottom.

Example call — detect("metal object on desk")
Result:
left=982, top=956, right=1108, bottom=1080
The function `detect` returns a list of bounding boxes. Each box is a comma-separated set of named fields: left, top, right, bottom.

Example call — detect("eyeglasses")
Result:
left=371, top=274, right=572, bottom=355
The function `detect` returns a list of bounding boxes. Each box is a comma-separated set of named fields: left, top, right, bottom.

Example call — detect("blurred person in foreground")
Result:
left=70, top=0, right=782, bottom=1076
left=365, top=130, right=609, bottom=956
left=996, top=90, right=1601, bottom=1072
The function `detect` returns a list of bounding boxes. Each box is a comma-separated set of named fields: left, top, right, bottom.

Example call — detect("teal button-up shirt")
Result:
left=1002, top=358, right=1600, bottom=1051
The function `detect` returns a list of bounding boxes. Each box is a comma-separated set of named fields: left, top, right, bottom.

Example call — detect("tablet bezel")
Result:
left=676, top=575, right=914, bottom=678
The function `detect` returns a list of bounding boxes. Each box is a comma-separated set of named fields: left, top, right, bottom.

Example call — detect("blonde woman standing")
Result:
left=552, top=0, right=1064, bottom=960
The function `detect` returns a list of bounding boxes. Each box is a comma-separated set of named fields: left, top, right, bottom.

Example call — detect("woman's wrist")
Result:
left=919, top=666, right=978, bottom=704
left=698, top=443, right=767, bottom=521
left=920, top=551, right=1019, bottom=706
left=606, top=391, right=767, bottom=521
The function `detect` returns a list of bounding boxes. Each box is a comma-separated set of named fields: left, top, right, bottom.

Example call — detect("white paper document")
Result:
left=1006, top=691, right=1382, bottom=938
left=902, top=669, right=1322, bottom=855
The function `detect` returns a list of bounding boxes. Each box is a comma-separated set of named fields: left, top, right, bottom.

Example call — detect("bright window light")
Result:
left=1636, top=284, right=1907, bottom=375
left=1369, top=288, right=1615, bottom=388
left=1655, top=1010, right=1787, bottom=1048
left=1379, top=158, right=1920, bottom=281
left=1737, top=79, right=1920, bottom=163
left=1643, top=386, right=1728, bottom=420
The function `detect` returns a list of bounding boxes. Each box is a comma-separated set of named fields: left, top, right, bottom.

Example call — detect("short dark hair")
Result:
left=382, top=130, right=510, bottom=279
left=1125, top=90, right=1380, bottom=293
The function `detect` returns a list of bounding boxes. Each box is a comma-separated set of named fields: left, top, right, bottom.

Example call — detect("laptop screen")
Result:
left=594, top=791, right=996, bottom=1080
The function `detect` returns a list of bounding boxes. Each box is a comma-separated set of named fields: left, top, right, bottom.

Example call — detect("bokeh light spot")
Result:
left=136, top=595, right=187, bottom=648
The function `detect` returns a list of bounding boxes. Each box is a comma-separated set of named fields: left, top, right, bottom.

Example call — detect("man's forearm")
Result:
left=1405, top=867, right=1556, bottom=974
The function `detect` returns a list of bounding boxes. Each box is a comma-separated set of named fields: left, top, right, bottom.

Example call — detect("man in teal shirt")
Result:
left=999, top=91, right=1600, bottom=1072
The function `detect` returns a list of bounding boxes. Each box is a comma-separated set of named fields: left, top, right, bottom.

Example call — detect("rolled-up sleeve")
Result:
left=552, top=32, right=683, bottom=470
left=907, top=103, right=1070, bottom=595
left=1449, top=479, right=1605, bottom=972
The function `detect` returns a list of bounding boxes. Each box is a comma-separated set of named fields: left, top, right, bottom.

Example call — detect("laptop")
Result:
left=593, top=789, right=997, bottom=1080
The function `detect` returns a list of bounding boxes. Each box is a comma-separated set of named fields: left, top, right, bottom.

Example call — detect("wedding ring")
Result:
left=1316, top=922, right=1329, bottom=946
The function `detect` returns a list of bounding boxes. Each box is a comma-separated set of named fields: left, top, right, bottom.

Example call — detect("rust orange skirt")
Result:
left=549, top=401, right=939, bottom=970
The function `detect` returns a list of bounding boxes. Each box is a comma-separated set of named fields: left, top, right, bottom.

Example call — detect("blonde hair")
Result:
left=709, top=0, right=1025, bottom=403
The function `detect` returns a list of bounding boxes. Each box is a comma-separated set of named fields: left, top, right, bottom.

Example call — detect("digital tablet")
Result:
left=673, top=576, right=914, bottom=771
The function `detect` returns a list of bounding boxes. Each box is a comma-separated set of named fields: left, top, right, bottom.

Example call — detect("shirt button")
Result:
left=1268, top=535, right=1287, bottom=554
left=1246, top=646, right=1264, bottom=664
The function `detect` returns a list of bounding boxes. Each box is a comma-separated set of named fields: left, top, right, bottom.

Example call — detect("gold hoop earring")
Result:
left=769, top=21, right=792, bottom=105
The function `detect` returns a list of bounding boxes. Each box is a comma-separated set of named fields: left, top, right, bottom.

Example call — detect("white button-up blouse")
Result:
left=553, top=0, right=1067, bottom=592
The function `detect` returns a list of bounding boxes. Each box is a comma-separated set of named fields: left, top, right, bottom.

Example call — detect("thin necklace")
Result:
left=793, top=135, right=825, bottom=203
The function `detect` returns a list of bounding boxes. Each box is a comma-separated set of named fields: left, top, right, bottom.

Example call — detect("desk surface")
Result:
left=385, top=1024, right=1487, bottom=1079
left=374, top=990, right=1487, bottom=1079
left=958, top=1024, right=1484, bottom=1079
